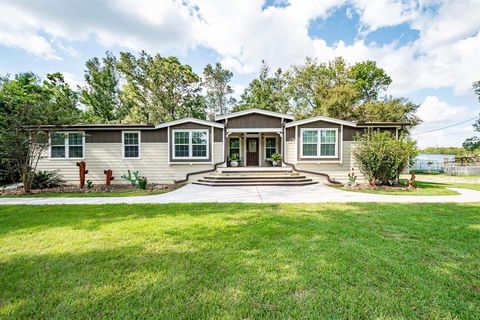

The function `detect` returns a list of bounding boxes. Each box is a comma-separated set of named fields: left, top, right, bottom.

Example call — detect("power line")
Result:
left=411, top=115, right=480, bottom=136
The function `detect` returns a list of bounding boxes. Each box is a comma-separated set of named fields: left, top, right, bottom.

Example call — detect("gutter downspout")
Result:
left=281, top=123, right=341, bottom=185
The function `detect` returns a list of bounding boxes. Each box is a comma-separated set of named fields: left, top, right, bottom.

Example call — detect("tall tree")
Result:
left=0, top=73, right=83, bottom=192
left=44, top=72, right=83, bottom=123
left=203, top=62, right=235, bottom=120
left=285, top=57, right=419, bottom=125
left=234, top=61, right=290, bottom=113
left=286, top=57, right=358, bottom=119
left=473, top=81, right=480, bottom=101
left=349, top=60, right=392, bottom=102
left=355, top=97, right=421, bottom=125
left=81, top=52, right=127, bottom=123
left=463, top=81, right=480, bottom=151
left=118, top=51, right=205, bottom=123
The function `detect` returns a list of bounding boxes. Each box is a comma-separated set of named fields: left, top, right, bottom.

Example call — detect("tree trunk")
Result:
left=22, top=170, right=32, bottom=193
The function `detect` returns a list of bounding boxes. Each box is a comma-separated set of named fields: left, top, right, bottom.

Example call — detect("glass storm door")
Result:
left=246, top=138, right=259, bottom=166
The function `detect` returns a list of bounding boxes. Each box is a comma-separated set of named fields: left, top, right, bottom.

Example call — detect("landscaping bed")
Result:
left=1, top=183, right=177, bottom=197
left=338, top=180, right=460, bottom=196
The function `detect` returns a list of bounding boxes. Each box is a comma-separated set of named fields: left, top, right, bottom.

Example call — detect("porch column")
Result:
left=278, top=132, right=284, bottom=166
left=243, top=132, right=247, bottom=167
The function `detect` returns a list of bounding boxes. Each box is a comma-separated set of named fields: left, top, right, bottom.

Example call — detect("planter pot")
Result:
left=230, top=160, right=239, bottom=167
left=273, top=160, right=281, bottom=167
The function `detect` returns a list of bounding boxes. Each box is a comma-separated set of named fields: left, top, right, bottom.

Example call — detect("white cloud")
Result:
left=352, top=0, right=418, bottom=33
left=62, top=72, right=85, bottom=90
left=417, top=96, right=475, bottom=123
left=231, top=83, right=246, bottom=100
left=412, top=96, right=478, bottom=147
left=0, top=0, right=479, bottom=104
left=0, top=0, right=198, bottom=58
left=0, top=2, right=58, bottom=59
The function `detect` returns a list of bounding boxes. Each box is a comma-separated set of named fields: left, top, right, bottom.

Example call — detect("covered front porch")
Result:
left=226, top=128, right=283, bottom=167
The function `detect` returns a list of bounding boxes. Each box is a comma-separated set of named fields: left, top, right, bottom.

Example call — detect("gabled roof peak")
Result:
left=215, top=108, right=294, bottom=121
left=155, top=117, right=224, bottom=129
left=285, top=116, right=358, bottom=128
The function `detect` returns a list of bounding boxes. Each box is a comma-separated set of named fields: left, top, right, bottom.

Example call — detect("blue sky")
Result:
left=1, top=0, right=479, bottom=148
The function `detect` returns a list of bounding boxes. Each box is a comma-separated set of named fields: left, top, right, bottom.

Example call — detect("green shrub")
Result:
left=86, top=180, right=94, bottom=189
left=353, top=130, right=418, bottom=185
left=138, top=177, right=148, bottom=190
left=31, top=170, right=65, bottom=189
left=228, top=153, right=240, bottom=161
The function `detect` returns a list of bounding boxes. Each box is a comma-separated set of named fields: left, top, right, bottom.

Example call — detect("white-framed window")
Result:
left=301, top=128, right=338, bottom=158
left=173, top=129, right=209, bottom=159
left=265, top=137, right=277, bottom=158
left=50, top=132, right=84, bottom=159
left=122, top=131, right=141, bottom=159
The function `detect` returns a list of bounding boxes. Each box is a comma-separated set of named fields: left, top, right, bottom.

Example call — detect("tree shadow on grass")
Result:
left=1, top=203, right=479, bottom=318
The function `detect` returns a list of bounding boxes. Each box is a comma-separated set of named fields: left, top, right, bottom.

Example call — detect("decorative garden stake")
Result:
left=104, top=169, right=114, bottom=186
left=409, top=173, right=416, bottom=189
left=76, top=161, right=89, bottom=188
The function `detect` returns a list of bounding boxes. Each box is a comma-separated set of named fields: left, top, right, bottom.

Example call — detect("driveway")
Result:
left=1, top=183, right=480, bottom=205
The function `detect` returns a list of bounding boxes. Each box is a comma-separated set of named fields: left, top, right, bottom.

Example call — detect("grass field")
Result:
left=1, top=203, right=479, bottom=319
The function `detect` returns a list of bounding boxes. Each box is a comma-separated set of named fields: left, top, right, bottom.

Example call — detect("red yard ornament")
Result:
left=76, top=161, right=89, bottom=188
left=104, top=169, right=114, bottom=186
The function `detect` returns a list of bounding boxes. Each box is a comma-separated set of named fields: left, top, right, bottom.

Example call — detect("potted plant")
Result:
left=229, top=153, right=240, bottom=167
left=270, top=153, right=282, bottom=167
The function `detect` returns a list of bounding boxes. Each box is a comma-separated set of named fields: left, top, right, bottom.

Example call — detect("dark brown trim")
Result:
left=142, top=128, right=168, bottom=143
left=38, top=124, right=156, bottom=130
left=214, top=128, right=224, bottom=142
left=226, top=113, right=283, bottom=129
left=85, top=130, right=122, bottom=143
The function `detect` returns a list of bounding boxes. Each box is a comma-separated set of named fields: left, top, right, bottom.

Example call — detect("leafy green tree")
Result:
left=234, top=61, right=290, bottom=113
left=355, top=97, right=421, bottom=125
left=0, top=73, right=83, bottom=192
left=203, top=62, right=235, bottom=120
left=462, top=81, right=480, bottom=151
left=285, top=57, right=419, bottom=125
left=473, top=81, right=480, bottom=101
left=81, top=52, right=128, bottom=123
left=352, top=130, right=418, bottom=185
left=349, top=60, right=392, bottom=102
left=462, top=137, right=480, bottom=151
left=44, top=73, right=84, bottom=123
left=286, top=57, right=359, bottom=119
left=118, top=51, right=204, bottom=123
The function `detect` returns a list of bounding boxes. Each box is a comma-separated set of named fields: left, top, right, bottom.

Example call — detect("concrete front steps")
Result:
left=193, top=167, right=318, bottom=187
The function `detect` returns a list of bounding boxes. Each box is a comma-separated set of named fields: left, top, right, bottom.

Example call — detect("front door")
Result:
left=246, top=138, right=259, bottom=166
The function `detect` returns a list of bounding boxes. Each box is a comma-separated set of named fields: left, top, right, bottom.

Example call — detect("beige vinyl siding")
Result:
left=294, top=141, right=364, bottom=183
left=36, top=142, right=224, bottom=184
left=286, top=141, right=364, bottom=183
left=285, top=141, right=296, bottom=164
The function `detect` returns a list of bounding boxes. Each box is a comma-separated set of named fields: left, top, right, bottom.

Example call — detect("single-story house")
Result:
left=36, top=109, right=408, bottom=185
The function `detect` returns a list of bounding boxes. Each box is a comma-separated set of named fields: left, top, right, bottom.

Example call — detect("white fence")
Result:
left=444, top=165, right=480, bottom=176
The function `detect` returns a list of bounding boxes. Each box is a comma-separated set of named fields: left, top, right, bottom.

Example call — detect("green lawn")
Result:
left=1, top=203, right=479, bottom=319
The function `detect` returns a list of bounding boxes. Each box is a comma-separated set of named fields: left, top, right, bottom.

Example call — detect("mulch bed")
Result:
left=1, top=183, right=174, bottom=196
left=340, top=183, right=419, bottom=192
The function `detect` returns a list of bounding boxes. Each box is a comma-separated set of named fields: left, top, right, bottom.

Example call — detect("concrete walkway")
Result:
left=1, top=183, right=480, bottom=205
